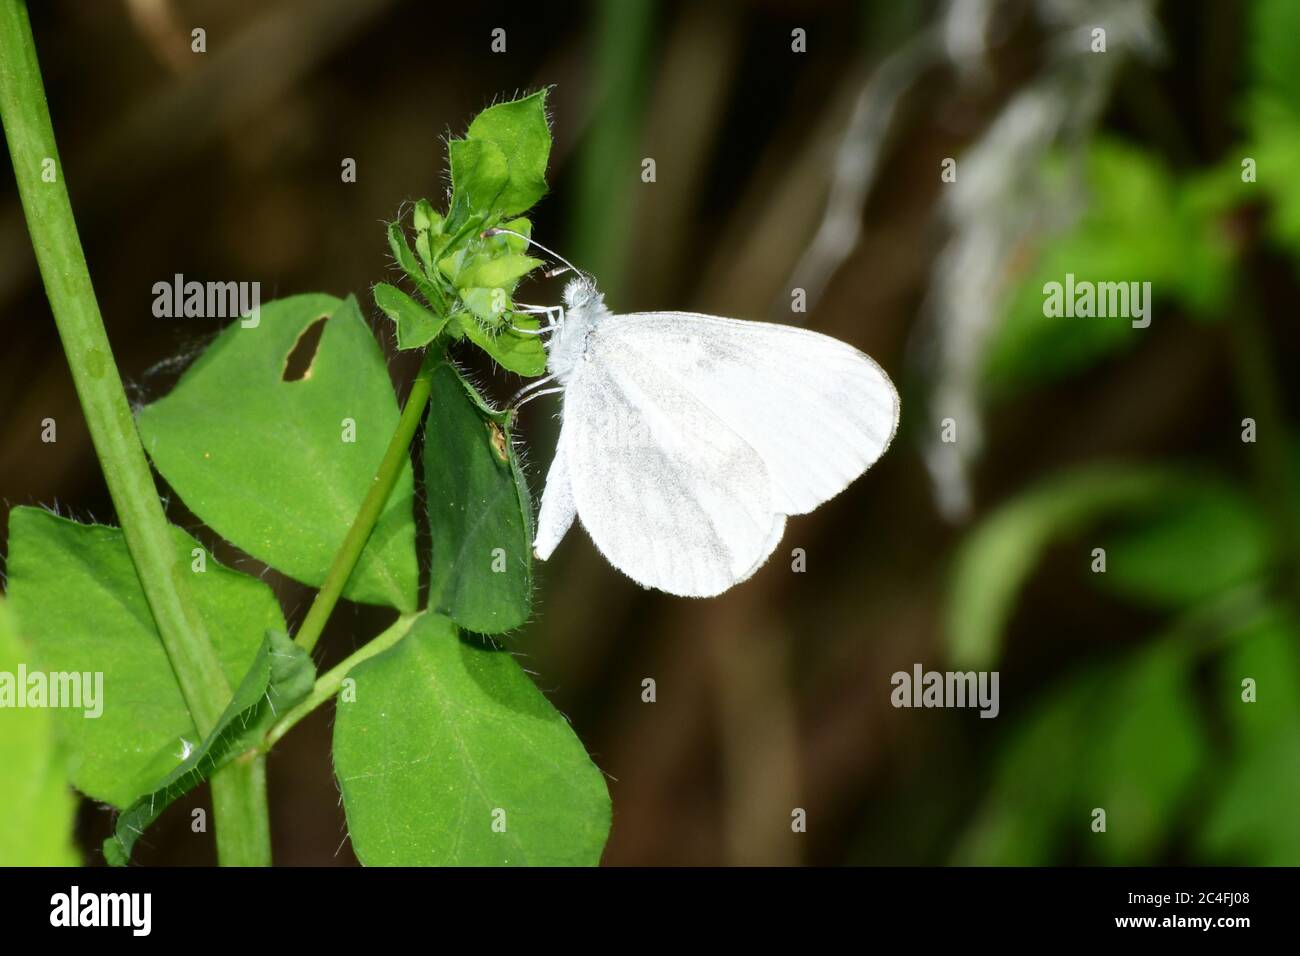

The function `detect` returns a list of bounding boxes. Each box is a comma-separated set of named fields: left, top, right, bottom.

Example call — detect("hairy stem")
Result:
left=0, top=0, right=269, bottom=865
left=294, top=351, right=437, bottom=654
left=267, top=612, right=422, bottom=750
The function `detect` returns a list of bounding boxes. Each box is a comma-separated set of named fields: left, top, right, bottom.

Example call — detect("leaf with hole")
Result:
left=137, top=293, right=419, bottom=611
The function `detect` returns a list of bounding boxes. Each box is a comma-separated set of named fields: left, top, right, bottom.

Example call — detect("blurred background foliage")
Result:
left=2, top=0, right=1298, bottom=865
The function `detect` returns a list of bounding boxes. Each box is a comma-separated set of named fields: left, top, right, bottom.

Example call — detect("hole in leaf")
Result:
left=282, top=316, right=328, bottom=381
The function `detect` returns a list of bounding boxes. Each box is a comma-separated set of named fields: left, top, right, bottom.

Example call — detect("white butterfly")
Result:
left=506, top=255, right=899, bottom=598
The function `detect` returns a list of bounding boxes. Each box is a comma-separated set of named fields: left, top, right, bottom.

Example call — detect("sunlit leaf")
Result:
left=0, top=598, right=78, bottom=865
left=985, top=141, right=1233, bottom=394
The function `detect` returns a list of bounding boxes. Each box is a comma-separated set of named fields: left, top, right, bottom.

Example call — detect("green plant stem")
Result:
left=266, top=612, right=421, bottom=750
left=295, top=351, right=437, bottom=654
left=569, top=0, right=654, bottom=299
left=0, top=0, right=270, bottom=866
left=213, top=755, right=270, bottom=865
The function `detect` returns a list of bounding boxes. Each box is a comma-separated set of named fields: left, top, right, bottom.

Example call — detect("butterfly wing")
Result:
left=533, top=437, right=576, bottom=561
left=597, top=312, right=899, bottom=516
left=552, top=346, right=784, bottom=597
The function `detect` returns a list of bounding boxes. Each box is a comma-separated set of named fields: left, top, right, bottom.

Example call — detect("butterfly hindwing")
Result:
left=556, top=344, right=782, bottom=597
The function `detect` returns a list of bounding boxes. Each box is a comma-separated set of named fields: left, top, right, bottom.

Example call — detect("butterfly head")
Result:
left=562, top=276, right=603, bottom=313
left=547, top=278, right=607, bottom=383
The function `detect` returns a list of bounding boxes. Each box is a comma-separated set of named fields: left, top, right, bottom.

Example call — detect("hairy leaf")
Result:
left=464, top=90, right=551, bottom=217
left=374, top=281, right=449, bottom=350
left=104, top=630, right=313, bottom=866
left=333, top=613, right=610, bottom=865
left=423, top=359, right=533, bottom=633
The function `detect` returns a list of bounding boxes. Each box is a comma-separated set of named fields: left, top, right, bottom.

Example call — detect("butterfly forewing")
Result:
left=596, top=312, right=899, bottom=515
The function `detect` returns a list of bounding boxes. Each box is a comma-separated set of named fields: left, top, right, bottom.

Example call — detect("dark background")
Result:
left=3, top=0, right=1294, bottom=866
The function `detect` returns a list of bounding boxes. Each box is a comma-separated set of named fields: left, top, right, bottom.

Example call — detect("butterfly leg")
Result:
left=506, top=374, right=558, bottom=411
left=511, top=386, right=564, bottom=412
left=508, top=304, right=565, bottom=337
left=513, top=303, right=565, bottom=326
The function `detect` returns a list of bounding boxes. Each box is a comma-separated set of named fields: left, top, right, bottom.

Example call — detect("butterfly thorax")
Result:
left=547, top=278, right=607, bottom=384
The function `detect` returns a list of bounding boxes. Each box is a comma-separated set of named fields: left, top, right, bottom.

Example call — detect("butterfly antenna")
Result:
left=481, top=228, right=590, bottom=281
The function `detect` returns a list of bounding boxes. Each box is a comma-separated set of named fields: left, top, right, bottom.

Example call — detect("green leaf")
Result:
left=946, top=465, right=1179, bottom=668
left=1217, top=607, right=1300, bottom=740
left=333, top=613, right=610, bottom=865
left=495, top=216, right=533, bottom=253
left=424, top=359, right=533, bottom=633
left=388, top=220, right=442, bottom=306
left=1233, top=2, right=1300, bottom=265
left=0, top=598, right=78, bottom=865
left=449, top=137, right=510, bottom=219
left=1199, top=609, right=1300, bottom=864
left=412, top=200, right=445, bottom=277
left=464, top=90, right=551, bottom=217
left=1201, top=736, right=1300, bottom=865
left=455, top=253, right=543, bottom=291
left=953, top=667, right=1101, bottom=865
left=1088, top=643, right=1206, bottom=863
left=957, top=641, right=1205, bottom=865
left=4, top=507, right=281, bottom=807
left=1247, top=0, right=1300, bottom=110
left=137, top=293, right=419, bottom=611
left=374, top=282, right=449, bottom=350
left=453, top=312, right=548, bottom=376
left=104, top=630, right=313, bottom=866
left=1099, top=480, right=1273, bottom=609
left=1246, top=100, right=1300, bottom=262
left=984, top=141, right=1232, bottom=394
